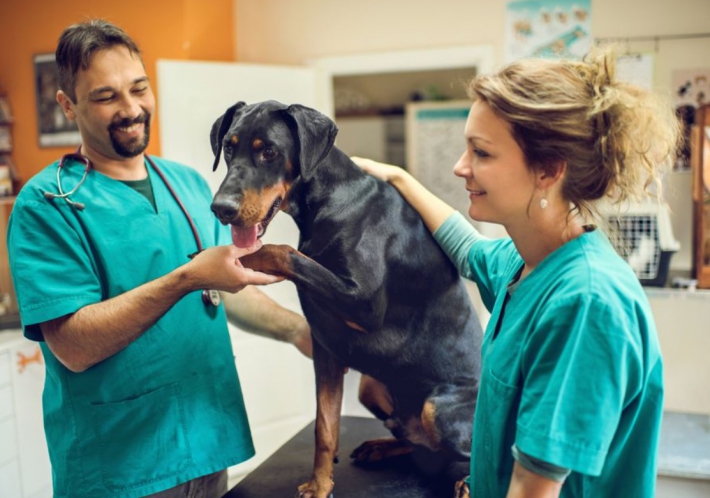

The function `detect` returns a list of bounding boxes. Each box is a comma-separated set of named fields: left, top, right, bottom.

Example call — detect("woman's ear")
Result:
left=536, top=161, right=567, bottom=190
left=56, top=90, right=76, bottom=121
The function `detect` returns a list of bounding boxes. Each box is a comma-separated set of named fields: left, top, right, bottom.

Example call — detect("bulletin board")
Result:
left=405, top=101, right=471, bottom=217
left=405, top=100, right=506, bottom=239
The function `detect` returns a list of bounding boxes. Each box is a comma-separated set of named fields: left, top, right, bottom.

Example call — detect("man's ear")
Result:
left=56, top=90, right=76, bottom=121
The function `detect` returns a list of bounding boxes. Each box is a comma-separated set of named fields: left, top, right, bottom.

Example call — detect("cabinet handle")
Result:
left=17, top=346, right=43, bottom=373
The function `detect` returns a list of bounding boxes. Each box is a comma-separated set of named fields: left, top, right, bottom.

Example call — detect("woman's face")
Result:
left=453, top=101, right=537, bottom=227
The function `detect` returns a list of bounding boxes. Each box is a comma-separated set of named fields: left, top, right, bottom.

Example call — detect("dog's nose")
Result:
left=211, top=197, right=240, bottom=224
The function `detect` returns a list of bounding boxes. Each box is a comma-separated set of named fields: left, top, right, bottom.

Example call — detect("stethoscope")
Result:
left=43, top=148, right=222, bottom=308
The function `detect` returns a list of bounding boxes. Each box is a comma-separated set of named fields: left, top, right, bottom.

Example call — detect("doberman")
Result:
left=210, top=101, right=483, bottom=498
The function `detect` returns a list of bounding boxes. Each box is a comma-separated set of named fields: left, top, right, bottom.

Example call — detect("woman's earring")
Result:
left=540, top=197, right=548, bottom=209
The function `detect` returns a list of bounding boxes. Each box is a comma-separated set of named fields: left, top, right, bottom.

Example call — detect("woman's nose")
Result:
left=453, top=151, right=471, bottom=178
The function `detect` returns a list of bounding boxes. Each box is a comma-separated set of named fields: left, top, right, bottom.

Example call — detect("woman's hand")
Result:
left=351, top=156, right=402, bottom=183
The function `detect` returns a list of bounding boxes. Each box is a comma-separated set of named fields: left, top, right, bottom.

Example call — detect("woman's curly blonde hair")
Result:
left=467, top=46, right=681, bottom=220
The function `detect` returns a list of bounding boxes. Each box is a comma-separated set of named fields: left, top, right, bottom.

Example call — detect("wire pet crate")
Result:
left=605, top=201, right=680, bottom=287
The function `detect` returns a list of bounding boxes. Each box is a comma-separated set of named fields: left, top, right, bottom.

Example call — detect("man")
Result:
left=7, top=19, right=310, bottom=498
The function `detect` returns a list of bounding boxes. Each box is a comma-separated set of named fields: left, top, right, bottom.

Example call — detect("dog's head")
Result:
left=210, top=100, right=338, bottom=247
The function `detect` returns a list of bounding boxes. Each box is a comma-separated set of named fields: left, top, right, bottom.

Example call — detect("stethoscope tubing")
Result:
left=45, top=149, right=219, bottom=307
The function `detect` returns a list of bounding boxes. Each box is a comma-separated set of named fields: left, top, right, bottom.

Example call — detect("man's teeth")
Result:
left=117, top=124, right=141, bottom=132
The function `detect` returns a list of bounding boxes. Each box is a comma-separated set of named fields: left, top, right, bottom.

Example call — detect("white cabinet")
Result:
left=335, top=115, right=405, bottom=167
left=0, top=331, right=52, bottom=498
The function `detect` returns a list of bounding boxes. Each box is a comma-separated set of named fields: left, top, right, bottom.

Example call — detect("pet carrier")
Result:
left=604, top=201, right=680, bottom=287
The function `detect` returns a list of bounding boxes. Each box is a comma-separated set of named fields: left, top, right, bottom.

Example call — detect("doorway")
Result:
left=333, top=66, right=476, bottom=169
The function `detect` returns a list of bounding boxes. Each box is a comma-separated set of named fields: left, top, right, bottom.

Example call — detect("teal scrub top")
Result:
left=434, top=213, right=664, bottom=498
left=8, top=156, right=255, bottom=498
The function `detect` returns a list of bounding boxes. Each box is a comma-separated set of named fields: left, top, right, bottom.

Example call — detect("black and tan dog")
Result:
left=210, top=100, right=483, bottom=498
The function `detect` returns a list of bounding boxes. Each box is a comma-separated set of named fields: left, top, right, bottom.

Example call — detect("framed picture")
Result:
left=34, top=53, right=81, bottom=147
left=0, top=125, right=11, bottom=153
left=0, top=95, right=12, bottom=123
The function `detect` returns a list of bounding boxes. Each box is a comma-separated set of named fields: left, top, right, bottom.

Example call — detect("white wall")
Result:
left=235, top=0, right=710, bottom=272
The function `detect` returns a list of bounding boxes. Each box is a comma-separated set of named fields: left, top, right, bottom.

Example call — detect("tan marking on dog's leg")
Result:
left=358, top=375, right=394, bottom=420
left=420, top=400, right=442, bottom=451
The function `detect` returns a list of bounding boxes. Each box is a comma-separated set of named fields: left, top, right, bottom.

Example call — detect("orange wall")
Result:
left=0, top=0, right=235, bottom=184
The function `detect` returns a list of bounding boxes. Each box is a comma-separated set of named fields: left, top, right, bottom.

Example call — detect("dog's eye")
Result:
left=263, top=148, right=278, bottom=160
left=223, top=144, right=232, bottom=156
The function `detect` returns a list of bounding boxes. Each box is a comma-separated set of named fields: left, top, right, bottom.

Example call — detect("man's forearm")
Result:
left=221, top=286, right=308, bottom=344
left=42, top=264, right=199, bottom=372
left=222, top=286, right=312, bottom=358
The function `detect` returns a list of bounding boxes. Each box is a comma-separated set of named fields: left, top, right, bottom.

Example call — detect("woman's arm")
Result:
left=352, top=157, right=456, bottom=234
left=507, top=462, right=563, bottom=498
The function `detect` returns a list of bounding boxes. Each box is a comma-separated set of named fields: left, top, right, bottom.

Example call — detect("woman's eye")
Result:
left=473, top=148, right=489, bottom=158
left=263, top=148, right=277, bottom=160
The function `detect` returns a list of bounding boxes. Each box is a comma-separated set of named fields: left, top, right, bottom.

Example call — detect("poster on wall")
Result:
left=34, top=53, right=81, bottom=147
left=616, top=53, right=654, bottom=91
left=672, top=68, right=710, bottom=171
left=505, top=0, right=592, bottom=63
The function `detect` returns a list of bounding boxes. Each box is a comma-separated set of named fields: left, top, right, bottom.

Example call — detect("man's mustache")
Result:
left=109, top=113, right=150, bottom=131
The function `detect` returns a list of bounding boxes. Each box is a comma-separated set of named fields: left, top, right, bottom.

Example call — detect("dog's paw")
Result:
left=295, top=478, right=334, bottom=498
left=453, top=477, right=471, bottom=498
left=349, top=437, right=413, bottom=464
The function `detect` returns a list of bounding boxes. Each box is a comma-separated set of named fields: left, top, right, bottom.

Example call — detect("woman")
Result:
left=354, top=48, right=680, bottom=498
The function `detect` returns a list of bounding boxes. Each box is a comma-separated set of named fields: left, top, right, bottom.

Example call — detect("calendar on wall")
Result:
left=405, top=100, right=507, bottom=239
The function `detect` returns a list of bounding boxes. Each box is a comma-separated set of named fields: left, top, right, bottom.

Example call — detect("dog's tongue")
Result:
left=231, top=224, right=260, bottom=248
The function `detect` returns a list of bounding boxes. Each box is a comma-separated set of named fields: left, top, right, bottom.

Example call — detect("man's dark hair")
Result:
left=56, top=19, right=143, bottom=102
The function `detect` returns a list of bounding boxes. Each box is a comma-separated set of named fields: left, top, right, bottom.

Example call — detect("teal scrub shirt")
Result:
left=434, top=213, right=664, bottom=498
left=8, top=156, right=255, bottom=498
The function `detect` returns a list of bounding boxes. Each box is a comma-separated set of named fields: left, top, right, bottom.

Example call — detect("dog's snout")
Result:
left=211, top=197, right=240, bottom=225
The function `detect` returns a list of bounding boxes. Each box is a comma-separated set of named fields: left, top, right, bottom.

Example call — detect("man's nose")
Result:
left=117, top=95, right=144, bottom=120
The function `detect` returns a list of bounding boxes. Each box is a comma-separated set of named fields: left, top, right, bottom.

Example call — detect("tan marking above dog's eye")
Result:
left=252, top=138, right=264, bottom=150
left=230, top=135, right=239, bottom=144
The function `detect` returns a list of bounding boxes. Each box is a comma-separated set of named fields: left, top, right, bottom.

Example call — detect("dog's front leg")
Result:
left=241, top=244, right=386, bottom=333
left=297, top=339, right=345, bottom=498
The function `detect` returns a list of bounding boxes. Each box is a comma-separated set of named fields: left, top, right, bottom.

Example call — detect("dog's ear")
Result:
left=282, top=104, right=338, bottom=181
left=210, top=101, right=246, bottom=171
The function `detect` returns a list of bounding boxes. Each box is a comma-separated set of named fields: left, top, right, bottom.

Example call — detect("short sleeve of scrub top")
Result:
left=434, top=211, right=521, bottom=311
left=8, top=198, right=102, bottom=341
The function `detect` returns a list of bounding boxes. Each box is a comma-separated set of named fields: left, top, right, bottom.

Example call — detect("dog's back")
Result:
left=294, top=145, right=482, bottom=407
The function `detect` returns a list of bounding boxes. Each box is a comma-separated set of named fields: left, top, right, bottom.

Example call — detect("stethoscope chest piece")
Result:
left=202, top=289, right=221, bottom=307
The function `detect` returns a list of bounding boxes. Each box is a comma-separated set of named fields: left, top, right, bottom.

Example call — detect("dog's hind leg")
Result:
left=420, top=384, right=477, bottom=464
left=358, top=374, right=394, bottom=421
left=350, top=375, right=415, bottom=464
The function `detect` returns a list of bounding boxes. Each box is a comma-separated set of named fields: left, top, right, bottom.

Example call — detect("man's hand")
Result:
left=186, top=242, right=283, bottom=293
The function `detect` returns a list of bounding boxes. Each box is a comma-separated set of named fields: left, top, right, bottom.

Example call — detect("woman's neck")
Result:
left=506, top=208, right=586, bottom=278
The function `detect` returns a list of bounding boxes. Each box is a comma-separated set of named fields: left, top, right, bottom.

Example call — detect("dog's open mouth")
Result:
left=230, top=196, right=282, bottom=248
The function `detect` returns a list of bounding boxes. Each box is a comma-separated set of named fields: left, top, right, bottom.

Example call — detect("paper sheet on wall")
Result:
left=406, top=101, right=506, bottom=239
left=616, top=53, right=654, bottom=90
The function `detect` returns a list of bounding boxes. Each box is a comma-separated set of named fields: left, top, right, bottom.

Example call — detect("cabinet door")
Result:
left=11, top=341, right=52, bottom=498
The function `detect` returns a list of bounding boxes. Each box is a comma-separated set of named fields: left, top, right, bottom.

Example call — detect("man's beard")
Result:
left=109, top=113, right=151, bottom=158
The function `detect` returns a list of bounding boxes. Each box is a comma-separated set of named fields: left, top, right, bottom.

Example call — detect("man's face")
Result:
left=59, top=45, right=155, bottom=161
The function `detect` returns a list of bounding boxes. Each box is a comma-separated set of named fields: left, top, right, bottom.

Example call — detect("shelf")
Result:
left=644, top=287, right=710, bottom=300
